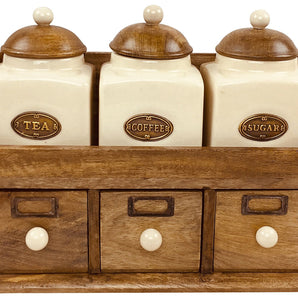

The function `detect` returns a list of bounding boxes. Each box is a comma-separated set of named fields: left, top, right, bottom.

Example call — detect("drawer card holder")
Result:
left=241, top=194, right=288, bottom=215
left=11, top=197, right=58, bottom=218
left=128, top=196, right=174, bottom=217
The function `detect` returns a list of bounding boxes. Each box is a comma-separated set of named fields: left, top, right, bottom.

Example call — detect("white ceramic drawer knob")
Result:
left=140, top=228, right=162, bottom=252
left=25, top=227, right=49, bottom=251
left=256, top=226, right=278, bottom=248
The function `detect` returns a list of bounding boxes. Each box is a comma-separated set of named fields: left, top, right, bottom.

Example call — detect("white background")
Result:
left=0, top=0, right=297, bottom=297
left=0, top=0, right=297, bottom=54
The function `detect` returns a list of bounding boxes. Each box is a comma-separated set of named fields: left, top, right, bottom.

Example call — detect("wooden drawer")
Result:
left=214, top=190, right=298, bottom=272
left=0, top=191, right=87, bottom=273
left=100, top=191, right=202, bottom=272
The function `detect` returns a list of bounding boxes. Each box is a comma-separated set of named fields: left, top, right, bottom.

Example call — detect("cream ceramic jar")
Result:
left=201, top=10, right=298, bottom=147
left=99, top=5, right=204, bottom=146
left=0, top=7, right=92, bottom=145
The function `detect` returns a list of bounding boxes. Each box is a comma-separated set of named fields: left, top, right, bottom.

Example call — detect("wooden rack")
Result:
left=0, top=53, right=298, bottom=292
left=0, top=146, right=297, bottom=292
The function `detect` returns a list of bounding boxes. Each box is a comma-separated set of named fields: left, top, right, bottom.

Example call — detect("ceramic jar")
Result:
left=0, top=7, right=93, bottom=145
left=99, top=5, right=204, bottom=146
left=201, top=10, right=298, bottom=147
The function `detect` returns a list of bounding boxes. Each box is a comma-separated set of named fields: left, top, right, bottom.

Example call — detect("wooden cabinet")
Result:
left=214, top=190, right=298, bottom=272
left=100, top=191, right=202, bottom=272
left=0, top=191, right=88, bottom=273
left=0, top=145, right=298, bottom=291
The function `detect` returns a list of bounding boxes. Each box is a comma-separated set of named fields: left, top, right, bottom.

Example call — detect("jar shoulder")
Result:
left=201, top=63, right=298, bottom=84
left=0, top=63, right=93, bottom=83
left=100, top=61, right=203, bottom=84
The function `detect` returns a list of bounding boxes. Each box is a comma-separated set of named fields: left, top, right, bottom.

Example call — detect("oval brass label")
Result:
left=124, top=114, right=174, bottom=141
left=239, top=113, right=288, bottom=141
left=11, top=112, right=62, bottom=140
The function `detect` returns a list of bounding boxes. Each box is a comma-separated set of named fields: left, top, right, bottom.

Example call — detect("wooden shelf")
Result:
left=1, top=272, right=298, bottom=292
left=0, top=146, right=297, bottom=190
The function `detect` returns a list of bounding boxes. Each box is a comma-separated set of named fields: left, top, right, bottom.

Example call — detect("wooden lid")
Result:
left=110, top=5, right=193, bottom=60
left=1, top=7, right=87, bottom=59
left=216, top=10, right=297, bottom=61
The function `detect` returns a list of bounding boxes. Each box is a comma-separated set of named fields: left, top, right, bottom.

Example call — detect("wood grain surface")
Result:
left=0, top=146, right=297, bottom=190
left=2, top=25, right=86, bottom=59
left=200, top=189, right=216, bottom=274
left=215, top=190, right=298, bottom=271
left=216, top=28, right=297, bottom=61
left=101, top=191, right=202, bottom=272
left=0, top=272, right=298, bottom=292
left=0, top=191, right=88, bottom=273
left=109, top=23, right=193, bottom=59
left=88, top=190, right=100, bottom=273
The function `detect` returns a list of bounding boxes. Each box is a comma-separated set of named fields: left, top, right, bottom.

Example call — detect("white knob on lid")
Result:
left=250, top=10, right=270, bottom=29
left=25, top=227, right=49, bottom=251
left=140, top=228, right=162, bottom=251
left=143, top=5, right=163, bottom=25
left=256, top=226, right=278, bottom=248
left=33, top=7, right=54, bottom=25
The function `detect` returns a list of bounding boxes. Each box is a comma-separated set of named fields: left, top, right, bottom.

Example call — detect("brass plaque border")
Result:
left=11, top=197, right=59, bottom=218
left=128, top=196, right=175, bottom=217
left=238, top=113, right=288, bottom=142
left=11, top=111, right=62, bottom=140
left=241, top=194, right=288, bottom=215
left=124, top=113, right=174, bottom=142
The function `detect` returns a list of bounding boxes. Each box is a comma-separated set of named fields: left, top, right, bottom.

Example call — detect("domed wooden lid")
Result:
left=1, top=7, right=87, bottom=59
left=216, top=10, right=297, bottom=61
left=110, top=5, right=193, bottom=60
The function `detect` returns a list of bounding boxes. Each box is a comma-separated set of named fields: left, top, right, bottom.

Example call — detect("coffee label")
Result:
left=124, top=114, right=173, bottom=141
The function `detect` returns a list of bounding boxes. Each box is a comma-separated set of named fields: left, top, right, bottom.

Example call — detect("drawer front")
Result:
left=0, top=191, right=87, bottom=273
left=101, top=191, right=202, bottom=272
left=214, top=190, right=298, bottom=271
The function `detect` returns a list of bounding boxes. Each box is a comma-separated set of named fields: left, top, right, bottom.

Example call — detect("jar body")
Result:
left=201, top=54, right=298, bottom=147
left=99, top=53, right=204, bottom=146
left=0, top=54, right=93, bottom=145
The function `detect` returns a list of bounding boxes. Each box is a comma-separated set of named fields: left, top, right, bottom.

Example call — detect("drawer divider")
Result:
left=201, top=189, right=216, bottom=274
left=88, top=190, right=100, bottom=274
